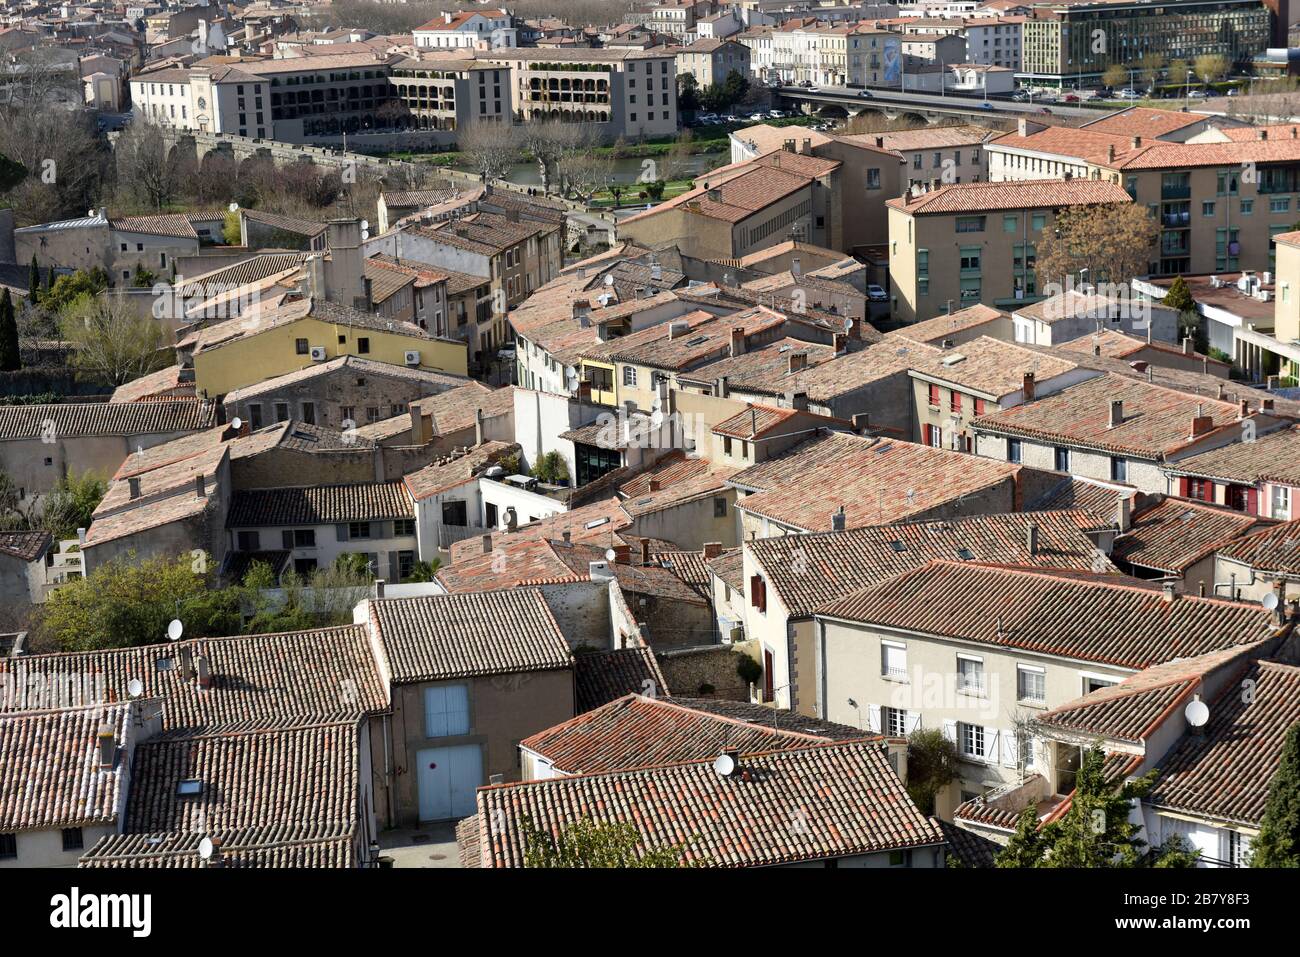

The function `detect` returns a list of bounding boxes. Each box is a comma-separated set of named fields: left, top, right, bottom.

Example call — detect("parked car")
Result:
left=1010, top=91, right=1029, bottom=102
left=768, top=109, right=784, bottom=117
left=749, top=112, right=767, bottom=121
left=867, top=284, right=889, bottom=302
left=1226, top=88, right=1240, bottom=97
left=858, top=89, right=873, bottom=98
left=1188, top=89, right=1210, bottom=98
left=496, top=343, right=516, bottom=362
left=1062, top=93, right=1079, bottom=103
left=799, top=79, right=815, bottom=88
left=695, top=112, right=719, bottom=124
left=1116, top=88, right=1140, bottom=99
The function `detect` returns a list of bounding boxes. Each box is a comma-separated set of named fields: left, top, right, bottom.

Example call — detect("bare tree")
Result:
left=60, top=291, right=169, bottom=387
left=457, top=120, right=523, bottom=183
left=552, top=123, right=603, bottom=197
left=1035, top=203, right=1160, bottom=291
left=0, top=108, right=105, bottom=225
left=2, top=47, right=80, bottom=109
left=1194, top=54, right=1230, bottom=88
left=114, top=119, right=182, bottom=211
left=563, top=151, right=613, bottom=204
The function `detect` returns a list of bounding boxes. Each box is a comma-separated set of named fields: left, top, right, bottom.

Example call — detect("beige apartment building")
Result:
left=676, top=38, right=750, bottom=87
left=1265, top=230, right=1300, bottom=382
left=886, top=178, right=1133, bottom=323
left=390, top=58, right=511, bottom=131
left=987, top=115, right=1300, bottom=278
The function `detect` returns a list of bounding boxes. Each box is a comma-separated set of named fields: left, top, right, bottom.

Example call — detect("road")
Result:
left=773, top=85, right=1097, bottom=120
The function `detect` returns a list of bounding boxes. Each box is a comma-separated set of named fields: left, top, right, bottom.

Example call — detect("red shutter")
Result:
left=951, top=392, right=963, bottom=413
left=975, top=398, right=986, bottom=416
left=750, top=574, right=766, bottom=612
left=928, top=384, right=940, bottom=406
left=1178, top=477, right=1190, bottom=498
left=1246, top=487, right=1259, bottom=515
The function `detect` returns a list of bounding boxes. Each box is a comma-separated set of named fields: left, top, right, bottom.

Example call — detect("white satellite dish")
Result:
left=167, top=619, right=184, bottom=641
left=198, top=836, right=214, bottom=861
left=127, top=678, right=144, bottom=698
left=604, top=548, right=617, bottom=562
left=228, top=202, right=239, bottom=212
left=604, top=274, right=615, bottom=286
left=1184, top=697, right=1210, bottom=728
left=361, top=229, right=370, bottom=241
left=1262, top=592, right=1279, bottom=613
left=230, top=416, right=242, bottom=431
left=842, top=316, right=853, bottom=333
left=360, top=219, right=369, bottom=231
left=713, top=753, right=736, bottom=777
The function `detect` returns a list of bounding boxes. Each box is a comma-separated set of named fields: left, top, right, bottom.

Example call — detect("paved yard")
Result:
left=378, top=823, right=462, bottom=868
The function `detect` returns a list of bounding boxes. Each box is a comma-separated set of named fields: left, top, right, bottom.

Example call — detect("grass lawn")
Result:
left=588, top=179, right=697, bottom=208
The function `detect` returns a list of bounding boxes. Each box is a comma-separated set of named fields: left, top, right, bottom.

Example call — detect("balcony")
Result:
left=1161, top=184, right=1191, bottom=200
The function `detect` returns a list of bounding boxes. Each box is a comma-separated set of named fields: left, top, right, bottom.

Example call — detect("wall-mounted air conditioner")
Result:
left=404, top=350, right=421, bottom=366
left=309, top=346, right=327, bottom=361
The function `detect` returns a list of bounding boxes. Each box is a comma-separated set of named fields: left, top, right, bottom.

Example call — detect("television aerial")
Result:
left=230, top=417, right=242, bottom=431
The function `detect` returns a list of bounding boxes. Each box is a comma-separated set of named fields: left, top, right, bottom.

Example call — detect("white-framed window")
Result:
left=957, top=654, right=985, bottom=695
left=1017, top=664, right=1046, bottom=704
left=622, top=365, right=637, bottom=387
left=882, top=706, right=909, bottom=737
left=959, top=722, right=985, bottom=759
left=1019, top=732, right=1034, bottom=769
left=1226, top=829, right=1251, bottom=867
left=424, top=683, right=470, bottom=738
left=1082, top=672, right=1118, bottom=695
left=1270, top=484, right=1291, bottom=520
left=881, top=640, right=907, bottom=679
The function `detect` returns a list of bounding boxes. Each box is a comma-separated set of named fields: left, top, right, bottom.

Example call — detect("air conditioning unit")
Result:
left=404, top=350, right=421, bottom=366
left=728, top=625, right=744, bottom=643
left=309, top=346, right=327, bottom=361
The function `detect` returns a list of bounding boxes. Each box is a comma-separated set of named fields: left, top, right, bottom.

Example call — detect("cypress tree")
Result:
left=28, top=254, right=40, bottom=305
left=0, top=288, right=20, bottom=372
left=1252, top=722, right=1300, bottom=867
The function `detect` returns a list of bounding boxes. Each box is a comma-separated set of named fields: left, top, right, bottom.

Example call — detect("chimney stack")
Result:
left=1131, top=136, right=1142, bottom=149
left=409, top=405, right=426, bottom=445
left=1107, top=144, right=1116, bottom=163
left=1182, top=336, right=1193, bottom=355
left=788, top=351, right=808, bottom=373
left=730, top=326, right=746, bottom=356
left=481, top=533, right=493, bottom=554
left=374, top=579, right=385, bottom=599
left=640, top=538, right=651, bottom=565
left=1026, top=521, right=1039, bottom=555
left=1022, top=371, right=1036, bottom=401
left=195, top=653, right=211, bottom=689
left=194, top=473, right=206, bottom=498
left=791, top=257, right=801, bottom=277
left=1117, top=496, right=1131, bottom=533
left=1238, top=398, right=1249, bottom=420
left=1190, top=414, right=1214, bottom=437
left=703, top=541, right=723, bottom=559
left=612, top=543, right=631, bottom=564
left=128, top=476, right=141, bottom=500
left=1108, top=399, right=1123, bottom=428
left=831, top=505, right=846, bottom=532
left=833, top=332, right=847, bottom=353
left=852, top=412, right=871, bottom=434
left=97, top=725, right=116, bottom=770
left=1161, top=580, right=1177, bottom=602
left=1259, top=129, right=1269, bottom=140
left=475, top=407, right=485, bottom=446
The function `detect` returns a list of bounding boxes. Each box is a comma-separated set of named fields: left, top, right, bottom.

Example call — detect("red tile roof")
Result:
left=886, top=178, right=1130, bottom=215
left=1113, top=497, right=1266, bottom=575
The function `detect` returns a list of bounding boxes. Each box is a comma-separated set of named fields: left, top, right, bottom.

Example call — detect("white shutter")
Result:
left=905, top=711, right=922, bottom=734
left=866, top=704, right=882, bottom=734
left=1001, top=729, right=1019, bottom=768
left=942, top=719, right=957, bottom=743
left=984, top=728, right=999, bottom=763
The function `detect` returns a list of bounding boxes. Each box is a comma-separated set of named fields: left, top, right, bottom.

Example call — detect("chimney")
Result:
left=648, top=478, right=660, bottom=492
left=97, top=725, right=116, bottom=770
left=1262, top=398, right=1275, bottom=412
left=612, top=543, right=631, bottom=564
left=1092, top=341, right=1101, bottom=356
left=749, top=407, right=758, bottom=437
left=1022, top=371, right=1036, bottom=401
left=1131, top=135, right=1142, bottom=149
left=788, top=351, right=808, bottom=373
left=373, top=578, right=387, bottom=600
left=195, top=653, right=211, bottom=689
left=703, top=541, right=723, bottom=559
left=1293, top=127, right=1298, bottom=139
left=831, top=505, right=846, bottom=532
left=801, top=137, right=812, bottom=155
left=409, top=405, right=426, bottom=445
left=715, top=375, right=729, bottom=399
left=1107, top=144, right=1116, bottom=163
left=1026, top=521, right=1039, bottom=555
left=1259, top=129, right=1268, bottom=140
left=783, top=138, right=796, bottom=152
left=707, top=188, right=722, bottom=203
left=128, top=476, right=141, bottom=500
left=1189, top=414, right=1214, bottom=437
left=875, top=135, right=885, bottom=148
left=790, top=390, right=809, bottom=411
left=1182, top=336, right=1193, bottom=354
left=561, top=530, right=571, bottom=544
left=481, top=533, right=493, bottom=554
left=1217, top=383, right=1226, bottom=400
left=640, top=538, right=651, bottom=566
left=474, top=408, right=485, bottom=446
left=1018, top=117, right=1028, bottom=137
left=180, top=645, right=194, bottom=682
left=1117, top=496, right=1131, bottom=533
left=1108, top=399, right=1123, bottom=428
left=1161, top=580, right=1177, bottom=602
left=204, top=837, right=224, bottom=868
left=730, top=326, right=745, bottom=356
left=852, top=412, right=871, bottom=434
left=791, top=256, right=801, bottom=277
left=194, top=473, right=206, bottom=498
left=833, top=332, right=847, bottom=353
left=1238, top=398, right=1249, bottom=420
left=849, top=317, right=864, bottom=340
left=573, top=299, right=590, bottom=322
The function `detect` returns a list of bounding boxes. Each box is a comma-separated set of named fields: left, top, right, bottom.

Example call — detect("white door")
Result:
left=416, top=744, right=483, bottom=821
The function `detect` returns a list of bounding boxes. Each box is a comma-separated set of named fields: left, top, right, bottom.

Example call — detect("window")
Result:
left=959, top=722, right=986, bottom=759
left=713, top=497, right=727, bottom=518
left=1227, top=830, right=1250, bottom=867
left=1111, top=457, right=1127, bottom=482
left=924, top=423, right=942, bottom=447
left=750, top=573, right=767, bottom=612
left=357, top=337, right=370, bottom=354
left=1202, top=201, right=1216, bottom=216
left=394, top=518, right=415, bottom=537
left=881, top=640, right=907, bottom=679
left=950, top=391, right=962, bottom=414
left=1007, top=439, right=1022, bottom=464
left=1017, top=664, right=1045, bottom=703
left=1271, top=197, right=1291, bottom=214
left=622, top=365, right=637, bottom=387
left=959, top=247, right=981, bottom=272
left=1240, top=199, right=1254, bottom=215
left=274, top=402, right=289, bottom=423
left=236, top=530, right=259, bottom=551
left=301, top=401, right=316, bottom=425
left=1054, top=446, right=1070, bottom=472
left=927, top=383, right=941, bottom=407
left=957, top=655, right=985, bottom=695
left=423, top=683, right=470, bottom=738
left=1083, top=674, right=1118, bottom=694
left=1271, top=485, right=1291, bottom=519
left=882, top=706, right=909, bottom=737
left=1003, top=214, right=1018, bottom=233
left=0, top=833, right=16, bottom=859
left=348, top=522, right=372, bottom=539
left=974, top=398, right=986, bottom=416
left=1019, top=732, right=1034, bottom=769
left=62, top=828, right=83, bottom=852
left=1031, top=213, right=1046, bottom=231
left=956, top=216, right=985, bottom=233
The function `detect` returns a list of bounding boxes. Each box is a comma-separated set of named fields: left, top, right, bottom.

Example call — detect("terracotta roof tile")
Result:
left=1113, top=497, right=1265, bottom=575
left=227, top=481, right=413, bottom=527
left=573, top=648, right=669, bottom=712
left=887, top=178, right=1131, bottom=215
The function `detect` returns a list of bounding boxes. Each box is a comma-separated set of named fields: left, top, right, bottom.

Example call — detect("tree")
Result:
left=996, top=746, right=1200, bottom=867
left=1251, top=722, right=1300, bottom=867
left=659, top=128, right=694, bottom=184
left=0, top=151, right=26, bottom=192
left=27, top=255, right=40, bottom=306
left=530, top=451, right=570, bottom=485
left=676, top=73, right=700, bottom=113
left=406, top=558, right=442, bottom=582
left=60, top=290, right=168, bottom=386
left=906, top=728, right=959, bottom=815
left=39, top=471, right=107, bottom=541
left=0, top=109, right=105, bottom=226
left=36, top=552, right=242, bottom=652
left=1035, top=203, right=1159, bottom=290
left=1102, top=64, right=1128, bottom=90
left=457, top=120, right=523, bottom=184
left=1137, top=52, right=1166, bottom=93
left=1194, top=54, right=1230, bottom=88
left=1169, top=58, right=1191, bottom=93
left=223, top=209, right=242, bottom=246
left=0, top=289, right=19, bottom=372
left=520, top=816, right=701, bottom=868
left=114, top=118, right=182, bottom=211
left=40, top=267, right=109, bottom=314
left=131, top=263, right=157, bottom=288
left=1162, top=274, right=1203, bottom=344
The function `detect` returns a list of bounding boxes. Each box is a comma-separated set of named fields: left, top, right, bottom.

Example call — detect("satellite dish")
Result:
left=228, top=202, right=239, bottom=212
left=361, top=229, right=370, bottom=241
left=842, top=316, right=853, bottom=333
left=564, top=365, right=577, bottom=380
left=604, top=548, right=616, bottom=562
left=1184, top=697, right=1210, bottom=728
left=1262, top=592, right=1279, bottom=612
left=198, top=836, right=214, bottom=861
left=360, top=219, right=369, bottom=231
left=713, top=753, right=736, bottom=777
left=230, top=417, right=242, bottom=431
left=167, top=619, right=184, bottom=641
left=127, top=678, right=144, bottom=698
left=650, top=408, right=664, bottom=429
